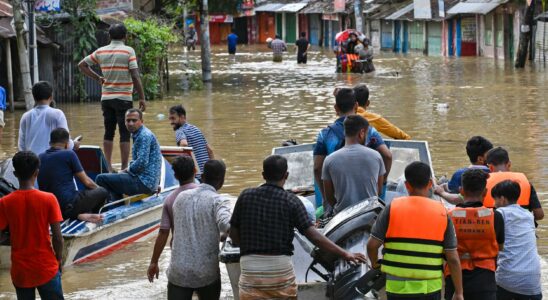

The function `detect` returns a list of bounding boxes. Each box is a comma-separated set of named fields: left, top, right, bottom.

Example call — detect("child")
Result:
left=492, top=180, right=542, bottom=300
left=0, top=151, right=64, bottom=299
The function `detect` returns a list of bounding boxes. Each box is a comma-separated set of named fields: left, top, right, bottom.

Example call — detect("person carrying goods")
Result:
left=483, top=147, right=544, bottom=221
left=367, top=161, right=464, bottom=300
left=186, top=24, right=196, bottom=51
left=444, top=169, right=504, bottom=300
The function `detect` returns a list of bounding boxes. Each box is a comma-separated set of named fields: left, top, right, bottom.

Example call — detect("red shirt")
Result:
left=0, top=189, right=63, bottom=287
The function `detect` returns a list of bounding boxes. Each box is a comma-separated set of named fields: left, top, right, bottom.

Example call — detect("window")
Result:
left=485, top=14, right=493, bottom=46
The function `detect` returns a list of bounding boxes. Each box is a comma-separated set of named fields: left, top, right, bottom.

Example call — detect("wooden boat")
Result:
left=0, top=145, right=194, bottom=268
left=220, top=139, right=435, bottom=300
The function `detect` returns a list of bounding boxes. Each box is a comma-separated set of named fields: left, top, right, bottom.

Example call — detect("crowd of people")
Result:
left=0, top=23, right=545, bottom=300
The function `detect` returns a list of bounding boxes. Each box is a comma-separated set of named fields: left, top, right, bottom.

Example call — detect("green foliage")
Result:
left=124, top=17, right=179, bottom=99
left=62, top=0, right=98, bottom=101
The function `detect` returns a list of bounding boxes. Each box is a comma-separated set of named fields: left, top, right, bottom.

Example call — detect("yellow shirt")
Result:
left=357, top=107, right=411, bottom=140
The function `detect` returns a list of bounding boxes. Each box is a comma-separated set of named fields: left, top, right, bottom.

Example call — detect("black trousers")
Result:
left=297, top=53, right=307, bottom=64
left=387, top=291, right=441, bottom=300
left=497, top=286, right=542, bottom=300
left=167, top=278, right=221, bottom=300
left=63, top=187, right=108, bottom=219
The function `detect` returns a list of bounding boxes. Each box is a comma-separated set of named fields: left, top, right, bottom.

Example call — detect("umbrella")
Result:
left=335, top=29, right=364, bottom=43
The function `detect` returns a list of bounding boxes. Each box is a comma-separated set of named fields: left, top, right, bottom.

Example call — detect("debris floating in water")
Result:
left=156, top=113, right=166, bottom=121
left=435, top=103, right=449, bottom=112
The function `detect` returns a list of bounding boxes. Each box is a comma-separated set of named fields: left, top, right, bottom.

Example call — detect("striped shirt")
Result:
left=175, top=123, right=210, bottom=174
left=83, top=40, right=138, bottom=101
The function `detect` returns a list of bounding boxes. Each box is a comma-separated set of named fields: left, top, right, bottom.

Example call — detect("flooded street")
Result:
left=1, top=44, right=548, bottom=299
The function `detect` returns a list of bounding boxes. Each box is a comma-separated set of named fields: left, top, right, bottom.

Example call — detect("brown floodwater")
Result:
left=1, top=44, right=547, bottom=299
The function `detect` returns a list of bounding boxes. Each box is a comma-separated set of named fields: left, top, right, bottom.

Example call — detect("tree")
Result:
left=12, top=0, right=34, bottom=110
left=515, top=0, right=536, bottom=68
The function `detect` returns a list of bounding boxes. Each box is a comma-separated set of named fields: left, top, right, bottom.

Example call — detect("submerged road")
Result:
left=0, top=45, right=547, bottom=299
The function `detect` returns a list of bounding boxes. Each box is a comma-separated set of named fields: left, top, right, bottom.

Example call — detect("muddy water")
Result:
left=1, top=45, right=548, bottom=299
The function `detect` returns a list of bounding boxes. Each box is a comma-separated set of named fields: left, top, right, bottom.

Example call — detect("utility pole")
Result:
left=354, top=0, right=364, bottom=33
left=199, top=0, right=212, bottom=82
left=12, top=0, right=35, bottom=110
left=515, top=0, right=535, bottom=68
left=26, top=0, right=38, bottom=83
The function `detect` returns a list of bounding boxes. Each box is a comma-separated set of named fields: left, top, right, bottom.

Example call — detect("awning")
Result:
left=363, top=4, right=381, bottom=14
left=0, top=0, right=12, bottom=18
left=0, top=17, right=14, bottom=39
left=302, top=1, right=330, bottom=14
left=254, top=3, right=284, bottom=12
left=276, top=2, right=308, bottom=13
left=447, top=1, right=506, bottom=15
left=385, top=3, right=414, bottom=20
left=536, top=11, right=548, bottom=21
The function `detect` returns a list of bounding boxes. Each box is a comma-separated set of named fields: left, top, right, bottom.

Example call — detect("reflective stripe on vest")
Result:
left=382, top=197, right=448, bottom=282
left=444, top=207, right=498, bottom=275
left=483, top=172, right=531, bottom=208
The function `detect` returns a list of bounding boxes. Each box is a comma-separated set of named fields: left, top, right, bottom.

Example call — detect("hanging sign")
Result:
left=35, top=0, right=61, bottom=12
left=209, top=15, right=234, bottom=23
left=322, top=14, right=340, bottom=21
left=334, top=0, right=346, bottom=12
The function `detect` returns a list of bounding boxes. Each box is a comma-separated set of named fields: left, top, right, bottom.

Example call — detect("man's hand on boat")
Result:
left=342, top=252, right=367, bottom=265
left=147, top=262, right=159, bottom=283
left=78, top=213, right=103, bottom=224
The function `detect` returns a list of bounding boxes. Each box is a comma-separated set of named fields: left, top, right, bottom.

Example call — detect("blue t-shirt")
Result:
left=38, top=148, right=84, bottom=209
left=313, top=116, right=385, bottom=206
left=447, top=165, right=490, bottom=193
left=227, top=33, right=238, bottom=49
left=313, top=116, right=385, bottom=156
left=0, top=86, right=6, bottom=111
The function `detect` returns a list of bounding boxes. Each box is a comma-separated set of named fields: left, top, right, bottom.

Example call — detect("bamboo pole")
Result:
left=6, top=39, right=14, bottom=113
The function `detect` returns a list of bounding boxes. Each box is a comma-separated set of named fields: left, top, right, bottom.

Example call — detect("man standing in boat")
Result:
left=230, top=155, right=366, bottom=299
left=96, top=109, right=161, bottom=201
left=322, top=115, right=385, bottom=214
left=168, top=105, right=214, bottom=176
left=313, top=88, right=392, bottom=213
left=367, top=161, right=464, bottom=300
left=147, top=155, right=198, bottom=283
left=38, top=128, right=107, bottom=223
left=79, top=23, right=146, bottom=171
left=165, top=160, right=231, bottom=300
left=0, top=151, right=65, bottom=299
left=354, top=83, right=410, bottom=140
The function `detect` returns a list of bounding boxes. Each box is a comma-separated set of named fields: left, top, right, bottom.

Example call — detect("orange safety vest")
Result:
left=443, top=207, right=498, bottom=276
left=483, top=172, right=531, bottom=208
left=382, top=196, right=448, bottom=280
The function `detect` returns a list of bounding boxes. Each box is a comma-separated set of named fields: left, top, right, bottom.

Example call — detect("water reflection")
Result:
left=0, top=45, right=547, bottom=298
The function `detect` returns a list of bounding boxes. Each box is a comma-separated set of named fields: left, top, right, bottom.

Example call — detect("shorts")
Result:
left=273, top=54, right=283, bottom=62
left=228, top=47, right=236, bottom=55
left=101, top=100, right=133, bottom=142
left=0, top=110, right=4, bottom=127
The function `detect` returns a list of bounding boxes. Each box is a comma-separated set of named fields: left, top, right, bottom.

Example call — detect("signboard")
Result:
left=209, top=14, right=234, bottom=23
left=438, top=0, right=445, bottom=18
left=414, top=0, right=432, bottom=19
left=322, top=14, right=340, bottom=21
left=334, top=0, right=346, bottom=12
left=35, top=0, right=61, bottom=12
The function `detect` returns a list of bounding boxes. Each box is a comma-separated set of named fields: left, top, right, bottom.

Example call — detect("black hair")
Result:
left=466, top=136, right=493, bottom=164
left=202, top=160, right=226, bottom=186
left=491, top=180, right=520, bottom=203
left=231, top=28, right=236, bottom=33
left=172, top=155, right=195, bottom=183
left=335, top=88, right=356, bottom=114
left=263, top=155, right=288, bottom=182
left=353, top=83, right=370, bottom=107
left=275, top=34, right=281, bottom=39
left=50, top=128, right=70, bottom=145
left=32, top=81, right=53, bottom=101
left=344, top=115, right=369, bottom=137
left=12, top=151, right=40, bottom=181
left=109, top=23, right=127, bottom=40
left=404, top=161, right=432, bottom=189
left=169, top=105, right=187, bottom=117
left=300, top=32, right=306, bottom=37
left=486, top=147, right=509, bottom=166
left=126, top=108, right=143, bottom=120
left=461, top=168, right=489, bottom=196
